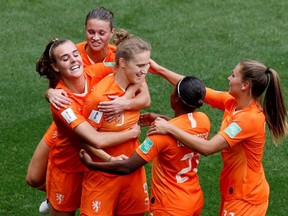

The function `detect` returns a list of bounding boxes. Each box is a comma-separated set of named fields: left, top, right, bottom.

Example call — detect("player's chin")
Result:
left=133, top=78, right=142, bottom=85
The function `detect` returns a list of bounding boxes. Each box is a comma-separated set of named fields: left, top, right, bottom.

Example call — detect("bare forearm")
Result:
left=167, top=124, right=215, bottom=156
left=80, top=151, right=146, bottom=175
left=155, top=66, right=184, bottom=86
left=167, top=125, right=229, bottom=155
left=83, top=144, right=111, bottom=161
left=86, top=160, right=133, bottom=175
left=75, top=122, right=139, bottom=149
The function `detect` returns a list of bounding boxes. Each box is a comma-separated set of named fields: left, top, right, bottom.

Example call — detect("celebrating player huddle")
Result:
left=26, top=6, right=288, bottom=216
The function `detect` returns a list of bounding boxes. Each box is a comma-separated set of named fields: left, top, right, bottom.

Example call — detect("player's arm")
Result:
left=98, top=81, right=151, bottom=122
left=74, top=121, right=140, bottom=149
left=79, top=150, right=147, bottom=175
left=124, top=81, right=151, bottom=110
left=148, top=117, right=229, bottom=156
left=149, top=59, right=184, bottom=86
left=82, top=144, right=128, bottom=162
left=139, top=112, right=171, bottom=127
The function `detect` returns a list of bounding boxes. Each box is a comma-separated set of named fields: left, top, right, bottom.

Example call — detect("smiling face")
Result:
left=51, top=40, right=83, bottom=80
left=121, top=51, right=151, bottom=85
left=85, top=19, right=114, bottom=52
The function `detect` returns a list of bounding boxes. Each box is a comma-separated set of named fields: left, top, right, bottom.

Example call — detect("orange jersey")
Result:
left=49, top=65, right=114, bottom=173
left=136, top=113, right=210, bottom=215
left=205, top=88, right=269, bottom=204
left=45, top=42, right=115, bottom=147
left=43, top=63, right=114, bottom=147
left=81, top=74, right=148, bottom=215
left=76, top=41, right=116, bottom=67
left=83, top=73, right=140, bottom=158
left=43, top=122, right=57, bottom=147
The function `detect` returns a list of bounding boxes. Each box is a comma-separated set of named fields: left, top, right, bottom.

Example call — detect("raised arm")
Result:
left=149, top=59, right=184, bottom=86
left=79, top=149, right=147, bottom=175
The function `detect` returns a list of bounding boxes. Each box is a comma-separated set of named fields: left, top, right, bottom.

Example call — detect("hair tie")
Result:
left=48, top=38, right=59, bottom=61
left=119, top=35, right=128, bottom=43
left=265, top=67, right=270, bottom=74
left=177, top=78, right=195, bottom=107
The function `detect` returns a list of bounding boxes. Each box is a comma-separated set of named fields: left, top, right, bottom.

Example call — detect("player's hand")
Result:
left=138, top=112, right=160, bottom=127
left=148, top=59, right=161, bottom=75
left=130, top=123, right=141, bottom=138
left=79, top=149, right=93, bottom=167
left=147, top=117, right=170, bottom=135
left=47, top=88, right=71, bottom=110
left=98, top=95, right=127, bottom=122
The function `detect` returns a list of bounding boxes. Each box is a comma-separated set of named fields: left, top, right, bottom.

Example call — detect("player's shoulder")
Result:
left=76, top=41, right=86, bottom=48
left=108, top=44, right=116, bottom=51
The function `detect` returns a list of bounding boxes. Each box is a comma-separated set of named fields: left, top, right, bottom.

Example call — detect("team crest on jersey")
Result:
left=224, top=122, right=242, bottom=138
left=88, top=110, right=103, bottom=124
left=56, top=193, right=64, bottom=204
left=61, top=108, right=77, bottom=124
left=140, top=138, right=153, bottom=154
left=92, top=200, right=101, bottom=212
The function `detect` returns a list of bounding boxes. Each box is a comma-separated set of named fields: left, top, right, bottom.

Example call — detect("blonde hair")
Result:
left=113, top=29, right=151, bottom=66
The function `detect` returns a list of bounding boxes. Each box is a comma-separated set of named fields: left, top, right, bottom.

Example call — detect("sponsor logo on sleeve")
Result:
left=140, top=138, right=153, bottom=154
left=61, top=108, right=77, bottom=124
left=224, top=122, right=242, bottom=138
left=88, top=110, right=103, bottom=124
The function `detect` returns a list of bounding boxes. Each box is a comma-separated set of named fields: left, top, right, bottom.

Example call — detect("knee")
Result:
left=26, top=173, right=45, bottom=189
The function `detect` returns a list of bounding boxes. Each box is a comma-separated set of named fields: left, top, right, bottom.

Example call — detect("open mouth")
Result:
left=71, top=65, right=80, bottom=71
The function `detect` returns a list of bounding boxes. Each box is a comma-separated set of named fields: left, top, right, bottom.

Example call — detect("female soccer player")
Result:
left=80, top=29, right=151, bottom=216
left=35, top=38, right=144, bottom=215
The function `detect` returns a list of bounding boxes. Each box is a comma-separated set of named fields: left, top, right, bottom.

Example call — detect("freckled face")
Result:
left=227, top=63, right=244, bottom=97
left=123, top=51, right=151, bottom=84
left=52, top=41, right=83, bottom=79
left=85, top=19, right=114, bottom=52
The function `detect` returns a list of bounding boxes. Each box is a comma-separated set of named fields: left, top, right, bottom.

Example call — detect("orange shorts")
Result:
left=46, top=163, right=84, bottom=212
left=80, top=167, right=149, bottom=215
left=219, top=196, right=268, bottom=216
left=44, top=122, right=57, bottom=147
left=149, top=207, right=202, bottom=216
left=149, top=191, right=203, bottom=216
